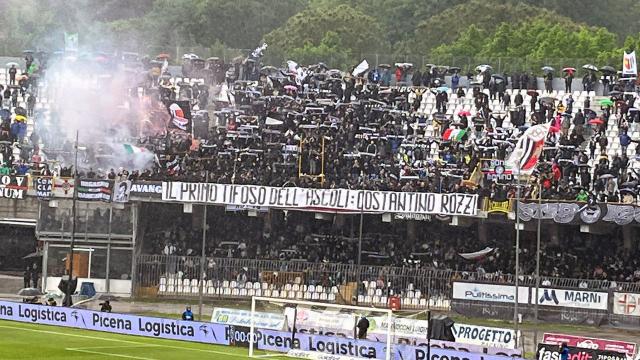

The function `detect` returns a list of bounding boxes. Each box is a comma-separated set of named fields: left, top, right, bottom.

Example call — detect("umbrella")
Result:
left=491, top=74, right=504, bottom=80
left=207, top=57, right=220, bottom=62
left=156, top=53, right=171, bottom=59
left=540, top=97, right=557, bottom=104
left=600, top=66, right=616, bottom=73
left=562, top=67, right=576, bottom=73
left=23, top=50, right=34, bottom=54
left=265, top=117, right=283, bottom=126
left=599, top=174, right=615, bottom=180
left=458, top=110, right=471, bottom=116
left=260, top=66, right=277, bottom=72
left=582, top=64, right=598, bottom=71
left=284, top=85, right=297, bottom=91
left=588, top=118, right=604, bottom=125
left=599, top=99, right=613, bottom=106
left=18, top=288, right=43, bottom=297
left=541, top=66, right=554, bottom=72
left=5, top=62, right=18, bottom=67
left=378, top=64, right=391, bottom=69
left=448, top=66, right=461, bottom=73
left=475, top=65, right=492, bottom=72
left=436, top=86, right=449, bottom=93
left=609, top=90, right=622, bottom=96
left=527, top=90, right=539, bottom=97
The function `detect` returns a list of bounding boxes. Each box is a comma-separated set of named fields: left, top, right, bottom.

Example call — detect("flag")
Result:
left=459, top=247, right=495, bottom=260
left=113, top=180, right=131, bottom=203
left=64, top=32, right=78, bottom=52
left=164, top=101, right=192, bottom=132
left=250, top=43, right=268, bottom=59
left=506, top=123, right=550, bottom=174
left=123, top=144, right=146, bottom=154
left=77, top=179, right=113, bottom=202
left=352, top=59, right=369, bottom=77
left=442, top=128, right=466, bottom=141
left=623, top=51, right=637, bottom=75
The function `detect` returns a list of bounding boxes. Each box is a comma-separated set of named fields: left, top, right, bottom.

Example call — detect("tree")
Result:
left=409, top=0, right=578, bottom=55
left=265, top=4, right=388, bottom=65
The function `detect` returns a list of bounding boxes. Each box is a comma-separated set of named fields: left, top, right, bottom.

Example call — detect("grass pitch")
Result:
left=0, top=319, right=291, bottom=360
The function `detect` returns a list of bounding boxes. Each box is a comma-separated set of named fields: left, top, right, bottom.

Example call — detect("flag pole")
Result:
left=533, top=178, right=542, bottom=346
left=198, top=170, right=209, bottom=320
left=513, top=172, right=521, bottom=346
left=65, top=130, right=79, bottom=307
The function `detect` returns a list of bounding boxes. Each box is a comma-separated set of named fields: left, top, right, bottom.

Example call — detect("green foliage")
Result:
left=1, top=0, right=640, bottom=71
left=409, top=0, right=579, bottom=55
left=522, top=0, right=640, bottom=39
left=287, top=32, right=352, bottom=69
left=264, top=4, right=388, bottom=66
left=432, top=17, right=617, bottom=59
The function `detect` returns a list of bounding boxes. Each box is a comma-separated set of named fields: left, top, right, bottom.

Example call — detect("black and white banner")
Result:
left=518, top=201, right=640, bottom=225
left=129, top=181, right=163, bottom=199
left=161, top=182, right=479, bottom=216
left=113, top=181, right=132, bottom=203
left=33, top=177, right=53, bottom=199
left=0, top=175, right=27, bottom=199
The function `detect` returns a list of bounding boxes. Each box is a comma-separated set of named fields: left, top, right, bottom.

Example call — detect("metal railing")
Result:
left=134, top=255, right=640, bottom=306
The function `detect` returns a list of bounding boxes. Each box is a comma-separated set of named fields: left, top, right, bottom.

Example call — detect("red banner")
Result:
left=543, top=333, right=636, bottom=359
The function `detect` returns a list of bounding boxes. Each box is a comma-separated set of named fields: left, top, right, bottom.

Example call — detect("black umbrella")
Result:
left=600, top=66, right=616, bottom=73
left=448, top=66, right=461, bottom=73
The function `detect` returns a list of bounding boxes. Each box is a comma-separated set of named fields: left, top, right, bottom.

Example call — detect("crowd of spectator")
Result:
left=2, top=51, right=640, bottom=286
left=141, top=204, right=640, bottom=283
left=1, top=52, right=639, bottom=205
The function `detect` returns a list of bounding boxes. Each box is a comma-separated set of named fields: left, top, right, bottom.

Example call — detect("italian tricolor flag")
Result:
left=123, top=144, right=147, bottom=154
left=442, top=128, right=467, bottom=142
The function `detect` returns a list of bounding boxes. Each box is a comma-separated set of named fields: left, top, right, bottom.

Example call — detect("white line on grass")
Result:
left=0, top=324, right=247, bottom=358
left=66, top=348, right=158, bottom=360
left=66, top=345, right=161, bottom=350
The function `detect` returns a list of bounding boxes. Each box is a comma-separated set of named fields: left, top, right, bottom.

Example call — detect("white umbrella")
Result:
left=475, top=64, right=492, bottom=73
left=5, top=62, right=19, bottom=68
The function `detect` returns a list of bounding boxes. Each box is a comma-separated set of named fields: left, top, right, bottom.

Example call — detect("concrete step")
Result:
left=0, top=274, right=25, bottom=294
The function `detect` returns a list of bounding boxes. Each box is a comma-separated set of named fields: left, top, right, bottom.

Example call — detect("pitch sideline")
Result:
left=0, top=323, right=248, bottom=358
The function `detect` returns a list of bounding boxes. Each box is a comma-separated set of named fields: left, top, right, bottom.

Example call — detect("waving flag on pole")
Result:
left=506, top=123, right=550, bottom=174
left=623, top=51, right=637, bottom=75
left=442, top=128, right=467, bottom=142
left=352, top=59, right=369, bottom=77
